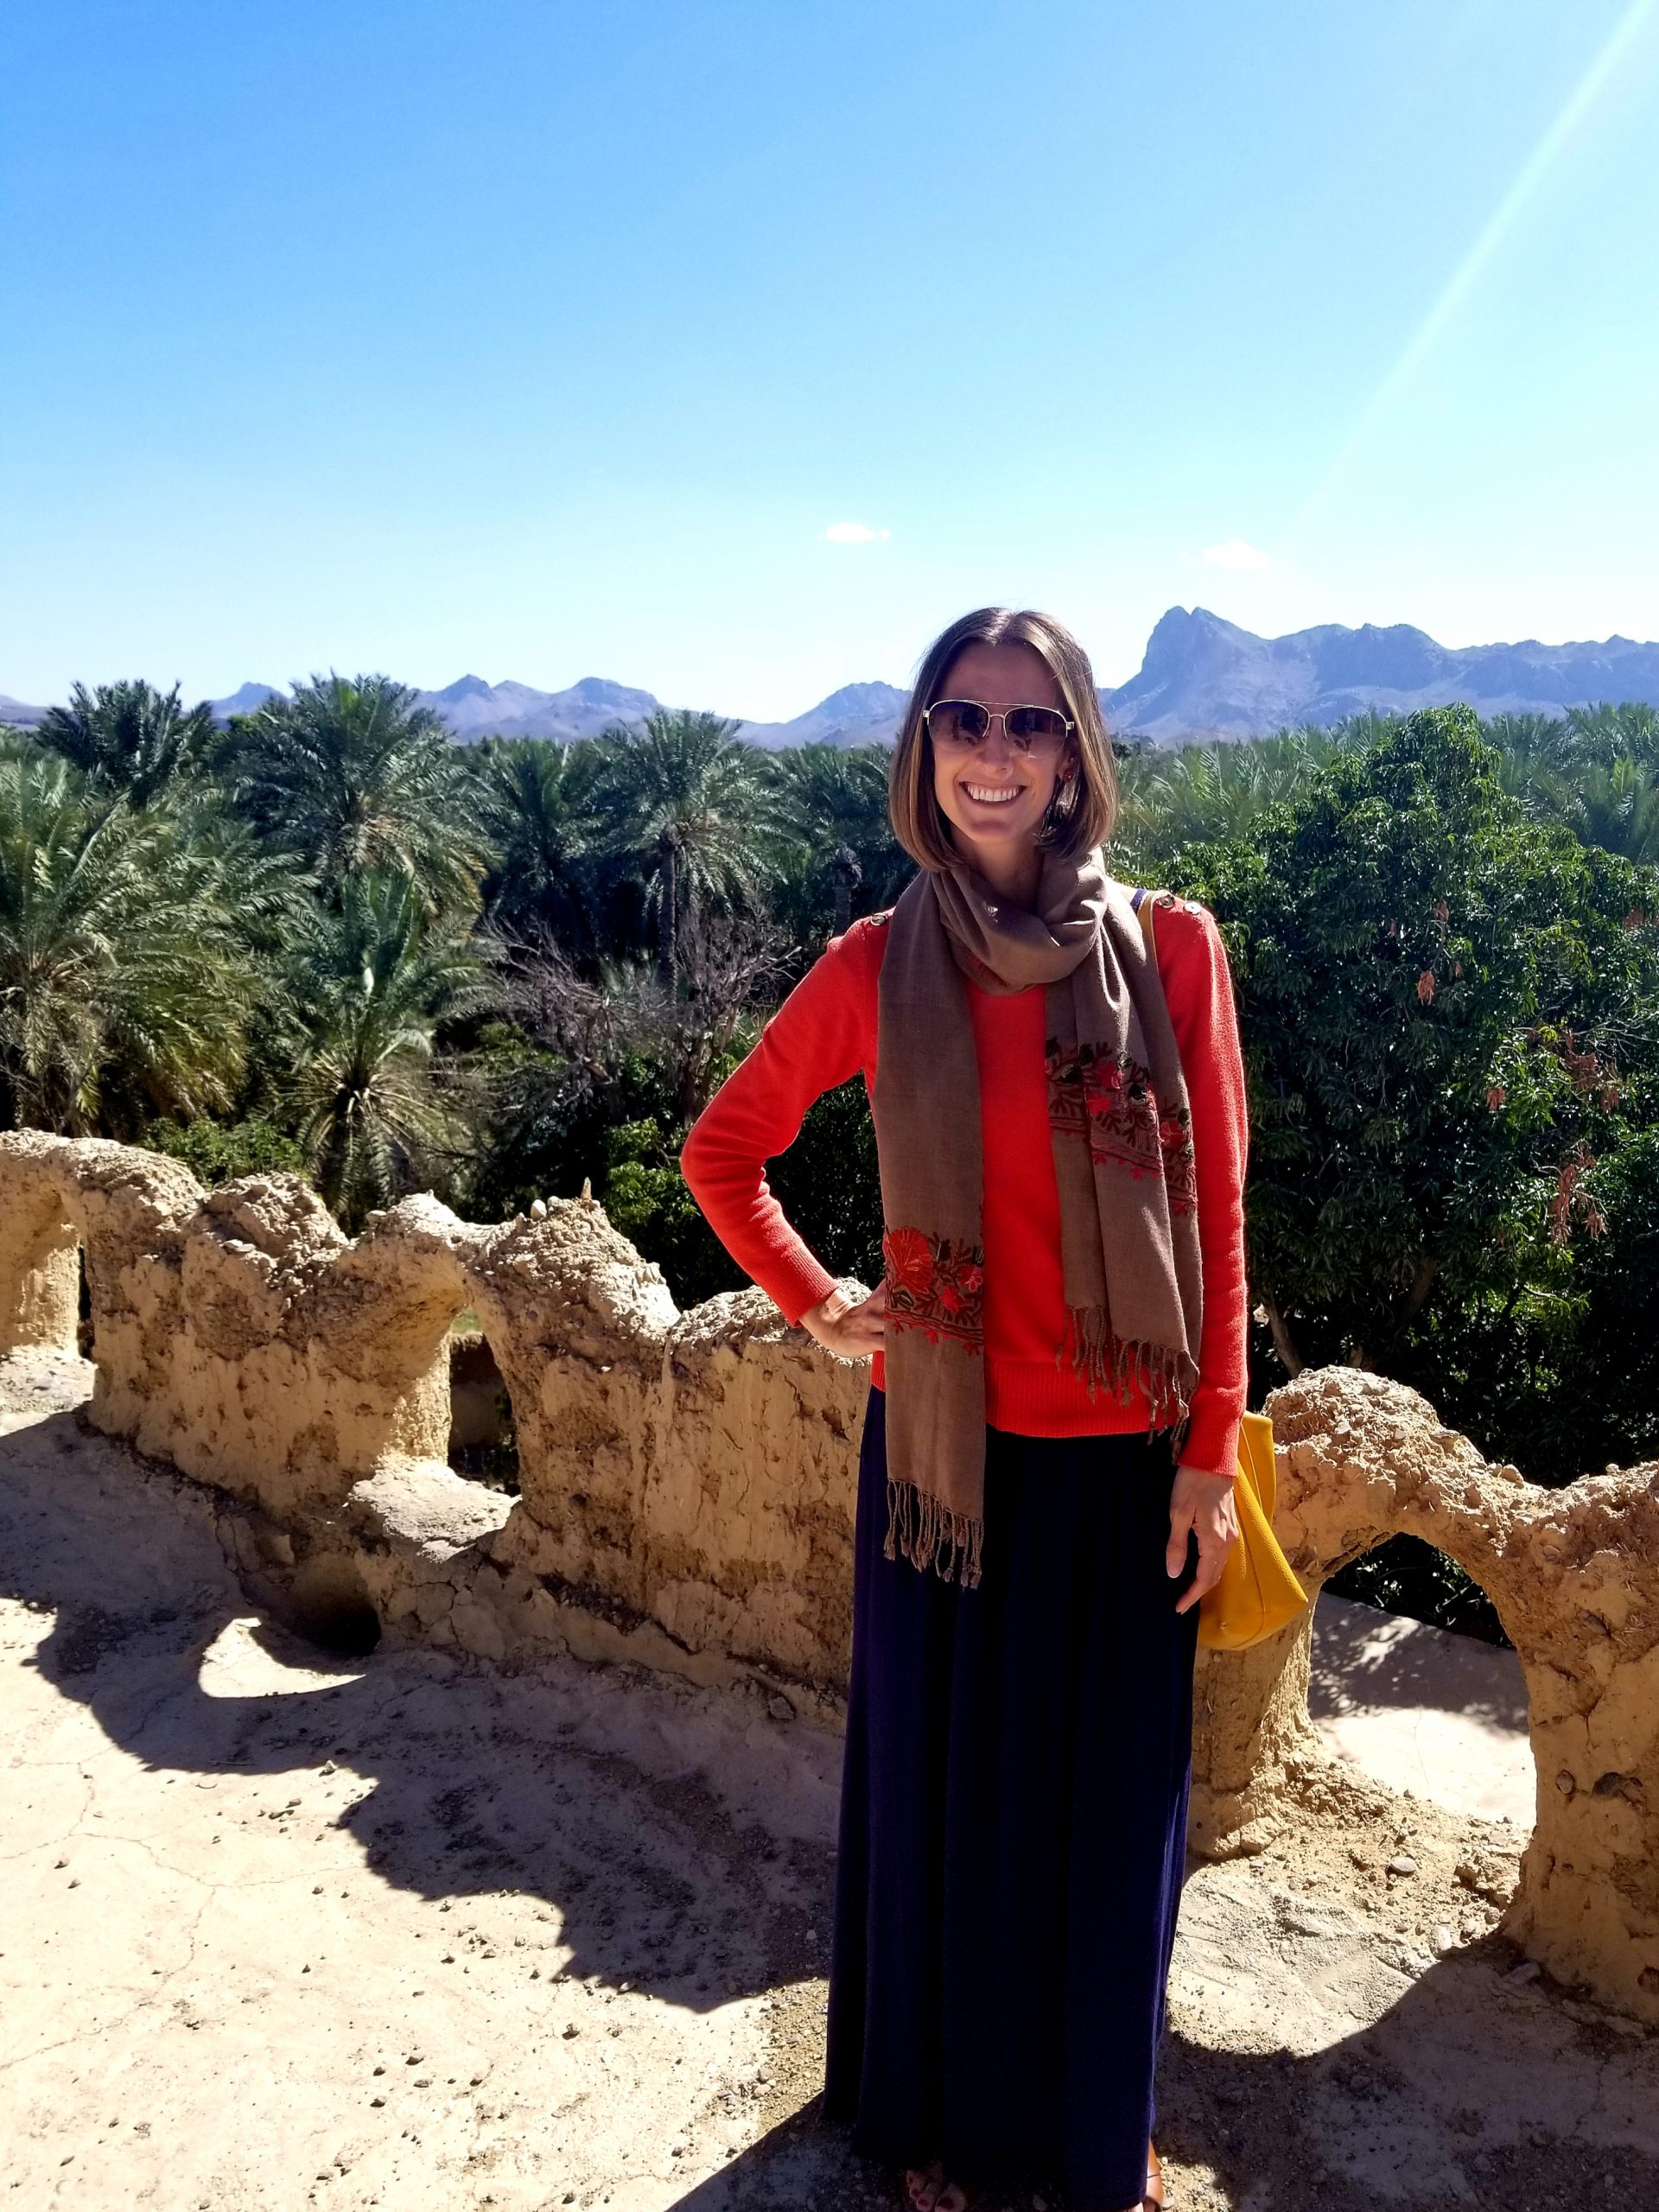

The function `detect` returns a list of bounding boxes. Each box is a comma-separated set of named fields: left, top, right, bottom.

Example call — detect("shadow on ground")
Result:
left=671, top=2003, right=1659, bottom=2212
left=1311, top=1589, right=1529, bottom=1732
left=4, top=1401, right=835, bottom=2014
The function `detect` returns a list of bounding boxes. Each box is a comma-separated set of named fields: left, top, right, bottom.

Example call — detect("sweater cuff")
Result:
left=1179, top=1399, right=1243, bottom=1483
left=764, top=1248, right=841, bottom=1330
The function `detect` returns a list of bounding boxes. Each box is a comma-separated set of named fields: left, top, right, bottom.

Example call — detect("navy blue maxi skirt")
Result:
left=824, top=1384, right=1199, bottom=2211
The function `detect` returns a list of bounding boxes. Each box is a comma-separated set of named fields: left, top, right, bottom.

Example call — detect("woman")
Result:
left=681, top=607, right=1248, bottom=2212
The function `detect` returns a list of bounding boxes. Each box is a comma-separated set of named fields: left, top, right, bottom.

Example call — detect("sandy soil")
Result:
left=3, top=1351, right=1656, bottom=2212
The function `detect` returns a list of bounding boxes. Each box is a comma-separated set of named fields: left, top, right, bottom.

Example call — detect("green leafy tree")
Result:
left=225, top=674, right=484, bottom=912
left=1545, top=1127, right=1659, bottom=1463
left=0, top=754, right=261, bottom=1133
left=591, top=709, right=774, bottom=983
left=277, top=871, right=493, bottom=1227
left=598, top=1116, right=746, bottom=1304
left=765, top=1075, right=884, bottom=1287
left=35, top=679, right=219, bottom=805
left=145, top=1116, right=307, bottom=1186
left=1179, top=707, right=1659, bottom=1391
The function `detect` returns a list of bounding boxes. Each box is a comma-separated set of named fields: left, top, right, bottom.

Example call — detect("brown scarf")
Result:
left=871, top=847, right=1203, bottom=1586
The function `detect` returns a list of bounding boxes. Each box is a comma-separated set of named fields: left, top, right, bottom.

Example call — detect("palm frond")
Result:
left=223, top=673, right=486, bottom=915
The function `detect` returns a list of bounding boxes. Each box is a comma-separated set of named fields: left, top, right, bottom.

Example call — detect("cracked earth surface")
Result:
left=3, top=1351, right=1658, bottom=2212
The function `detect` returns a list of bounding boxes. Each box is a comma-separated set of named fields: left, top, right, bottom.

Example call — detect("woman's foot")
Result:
left=1143, top=2136, right=1166, bottom=2209
left=903, top=2160, right=974, bottom=2212
left=904, top=2143, right=1160, bottom=2212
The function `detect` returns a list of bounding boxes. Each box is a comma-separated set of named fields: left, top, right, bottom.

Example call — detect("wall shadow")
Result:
left=1147, top=1982, right=1659, bottom=2212
left=658, top=1966, right=1659, bottom=2212
left=1, top=1401, right=832, bottom=2020
left=665, top=2100, right=887, bottom=2210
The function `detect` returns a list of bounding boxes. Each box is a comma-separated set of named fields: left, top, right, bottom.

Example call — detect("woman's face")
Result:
left=928, top=639, right=1072, bottom=871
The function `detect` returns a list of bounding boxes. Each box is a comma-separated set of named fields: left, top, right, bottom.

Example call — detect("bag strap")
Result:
left=1131, top=885, right=1162, bottom=970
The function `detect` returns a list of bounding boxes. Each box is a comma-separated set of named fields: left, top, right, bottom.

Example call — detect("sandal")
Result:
left=1143, top=2137, right=1166, bottom=2209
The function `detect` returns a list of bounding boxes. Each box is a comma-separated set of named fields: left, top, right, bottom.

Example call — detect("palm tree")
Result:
left=0, top=754, right=259, bottom=1133
left=473, top=735, right=604, bottom=947
left=1484, top=709, right=1659, bottom=862
left=590, top=710, right=774, bottom=984
left=35, top=679, right=218, bottom=804
left=762, top=744, right=910, bottom=931
left=1570, top=755, right=1659, bottom=865
left=1563, top=702, right=1659, bottom=771
left=277, top=871, right=493, bottom=1227
left=1484, top=715, right=1580, bottom=831
left=1484, top=711, right=1572, bottom=765
left=1114, top=729, right=1343, bottom=869
left=224, top=674, right=485, bottom=913
left=1318, top=709, right=1406, bottom=752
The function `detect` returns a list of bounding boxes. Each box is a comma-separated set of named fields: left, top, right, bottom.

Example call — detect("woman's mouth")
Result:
left=963, top=783, right=1020, bottom=806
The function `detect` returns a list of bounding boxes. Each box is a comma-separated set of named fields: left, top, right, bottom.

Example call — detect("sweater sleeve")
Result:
left=679, top=918, right=881, bottom=1326
left=1155, top=899, right=1251, bottom=1479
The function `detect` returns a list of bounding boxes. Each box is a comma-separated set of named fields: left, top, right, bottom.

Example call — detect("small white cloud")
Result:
left=1202, top=538, right=1271, bottom=570
left=823, top=521, right=890, bottom=543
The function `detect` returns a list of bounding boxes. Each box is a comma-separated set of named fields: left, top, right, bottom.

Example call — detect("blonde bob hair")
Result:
left=887, top=607, right=1118, bottom=872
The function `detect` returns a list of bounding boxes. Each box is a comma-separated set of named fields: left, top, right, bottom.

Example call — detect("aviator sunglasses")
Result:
left=923, top=699, right=1074, bottom=757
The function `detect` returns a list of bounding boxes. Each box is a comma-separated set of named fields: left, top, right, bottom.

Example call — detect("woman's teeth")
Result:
left=965, top=784, right=1019, bottom=804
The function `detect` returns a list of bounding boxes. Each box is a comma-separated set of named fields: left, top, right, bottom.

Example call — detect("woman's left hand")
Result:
left=1166, top=1463, right=1241, bottom=1616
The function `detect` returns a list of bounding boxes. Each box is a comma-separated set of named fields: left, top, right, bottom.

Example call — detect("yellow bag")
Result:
left=1131, top=889, right=1309, bottom=1652
left=1197, top=1409, right=1308, bottom=1649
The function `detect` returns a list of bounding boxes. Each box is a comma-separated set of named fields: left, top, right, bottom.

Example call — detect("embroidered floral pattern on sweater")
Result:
left=1044, top=1040, right=1197, bottom=1211
left=882, top=1225, right=986, bottom=1350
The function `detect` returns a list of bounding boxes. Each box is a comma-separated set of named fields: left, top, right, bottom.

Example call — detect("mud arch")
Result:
left=1190, top=1363, right=1659, bottom=2025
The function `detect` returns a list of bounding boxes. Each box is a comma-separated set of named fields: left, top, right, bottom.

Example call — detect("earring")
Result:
left=1039, top=770, right=1078, bottom=842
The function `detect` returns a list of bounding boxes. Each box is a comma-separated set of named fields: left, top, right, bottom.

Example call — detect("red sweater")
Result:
left=680, top=897, right=1250, bottom=1478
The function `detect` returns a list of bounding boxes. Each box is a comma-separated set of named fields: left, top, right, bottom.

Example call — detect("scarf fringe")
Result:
left=884, top=1477, right=984, bottom=1590
left=1061, top=1305, right=1195, bottom=1442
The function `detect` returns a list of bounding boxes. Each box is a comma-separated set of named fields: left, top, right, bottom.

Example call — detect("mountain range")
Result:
left=6, top=612, right=1659, bottom=748
left=406, top=673, right=912, bottom=747
left=0, top=674, right=912, bottom=747
left=1103, top=608, right=1659, bottom=743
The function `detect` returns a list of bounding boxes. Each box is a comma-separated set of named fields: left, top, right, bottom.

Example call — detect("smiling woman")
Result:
left=890, top=613, right=1116, bottom=913
left=681, top=606, right=1252, bottom=2211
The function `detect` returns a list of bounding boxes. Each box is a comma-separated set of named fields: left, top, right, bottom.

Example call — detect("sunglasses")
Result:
left=923, top=699, right=1074, bottom=757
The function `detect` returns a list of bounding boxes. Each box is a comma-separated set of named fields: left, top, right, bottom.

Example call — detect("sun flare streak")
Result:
left=1295, top=0, right=1658, bottom=537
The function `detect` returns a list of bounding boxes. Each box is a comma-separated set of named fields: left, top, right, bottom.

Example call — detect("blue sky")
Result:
left=3, top=0, right=1657, bottom=715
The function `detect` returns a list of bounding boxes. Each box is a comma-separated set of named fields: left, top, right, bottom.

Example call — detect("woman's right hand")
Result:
left=798, top=1281, right=887, bottom=1359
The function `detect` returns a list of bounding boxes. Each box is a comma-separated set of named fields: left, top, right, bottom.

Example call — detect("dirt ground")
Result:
left=3, top=1350, right=1656, bottom=2212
